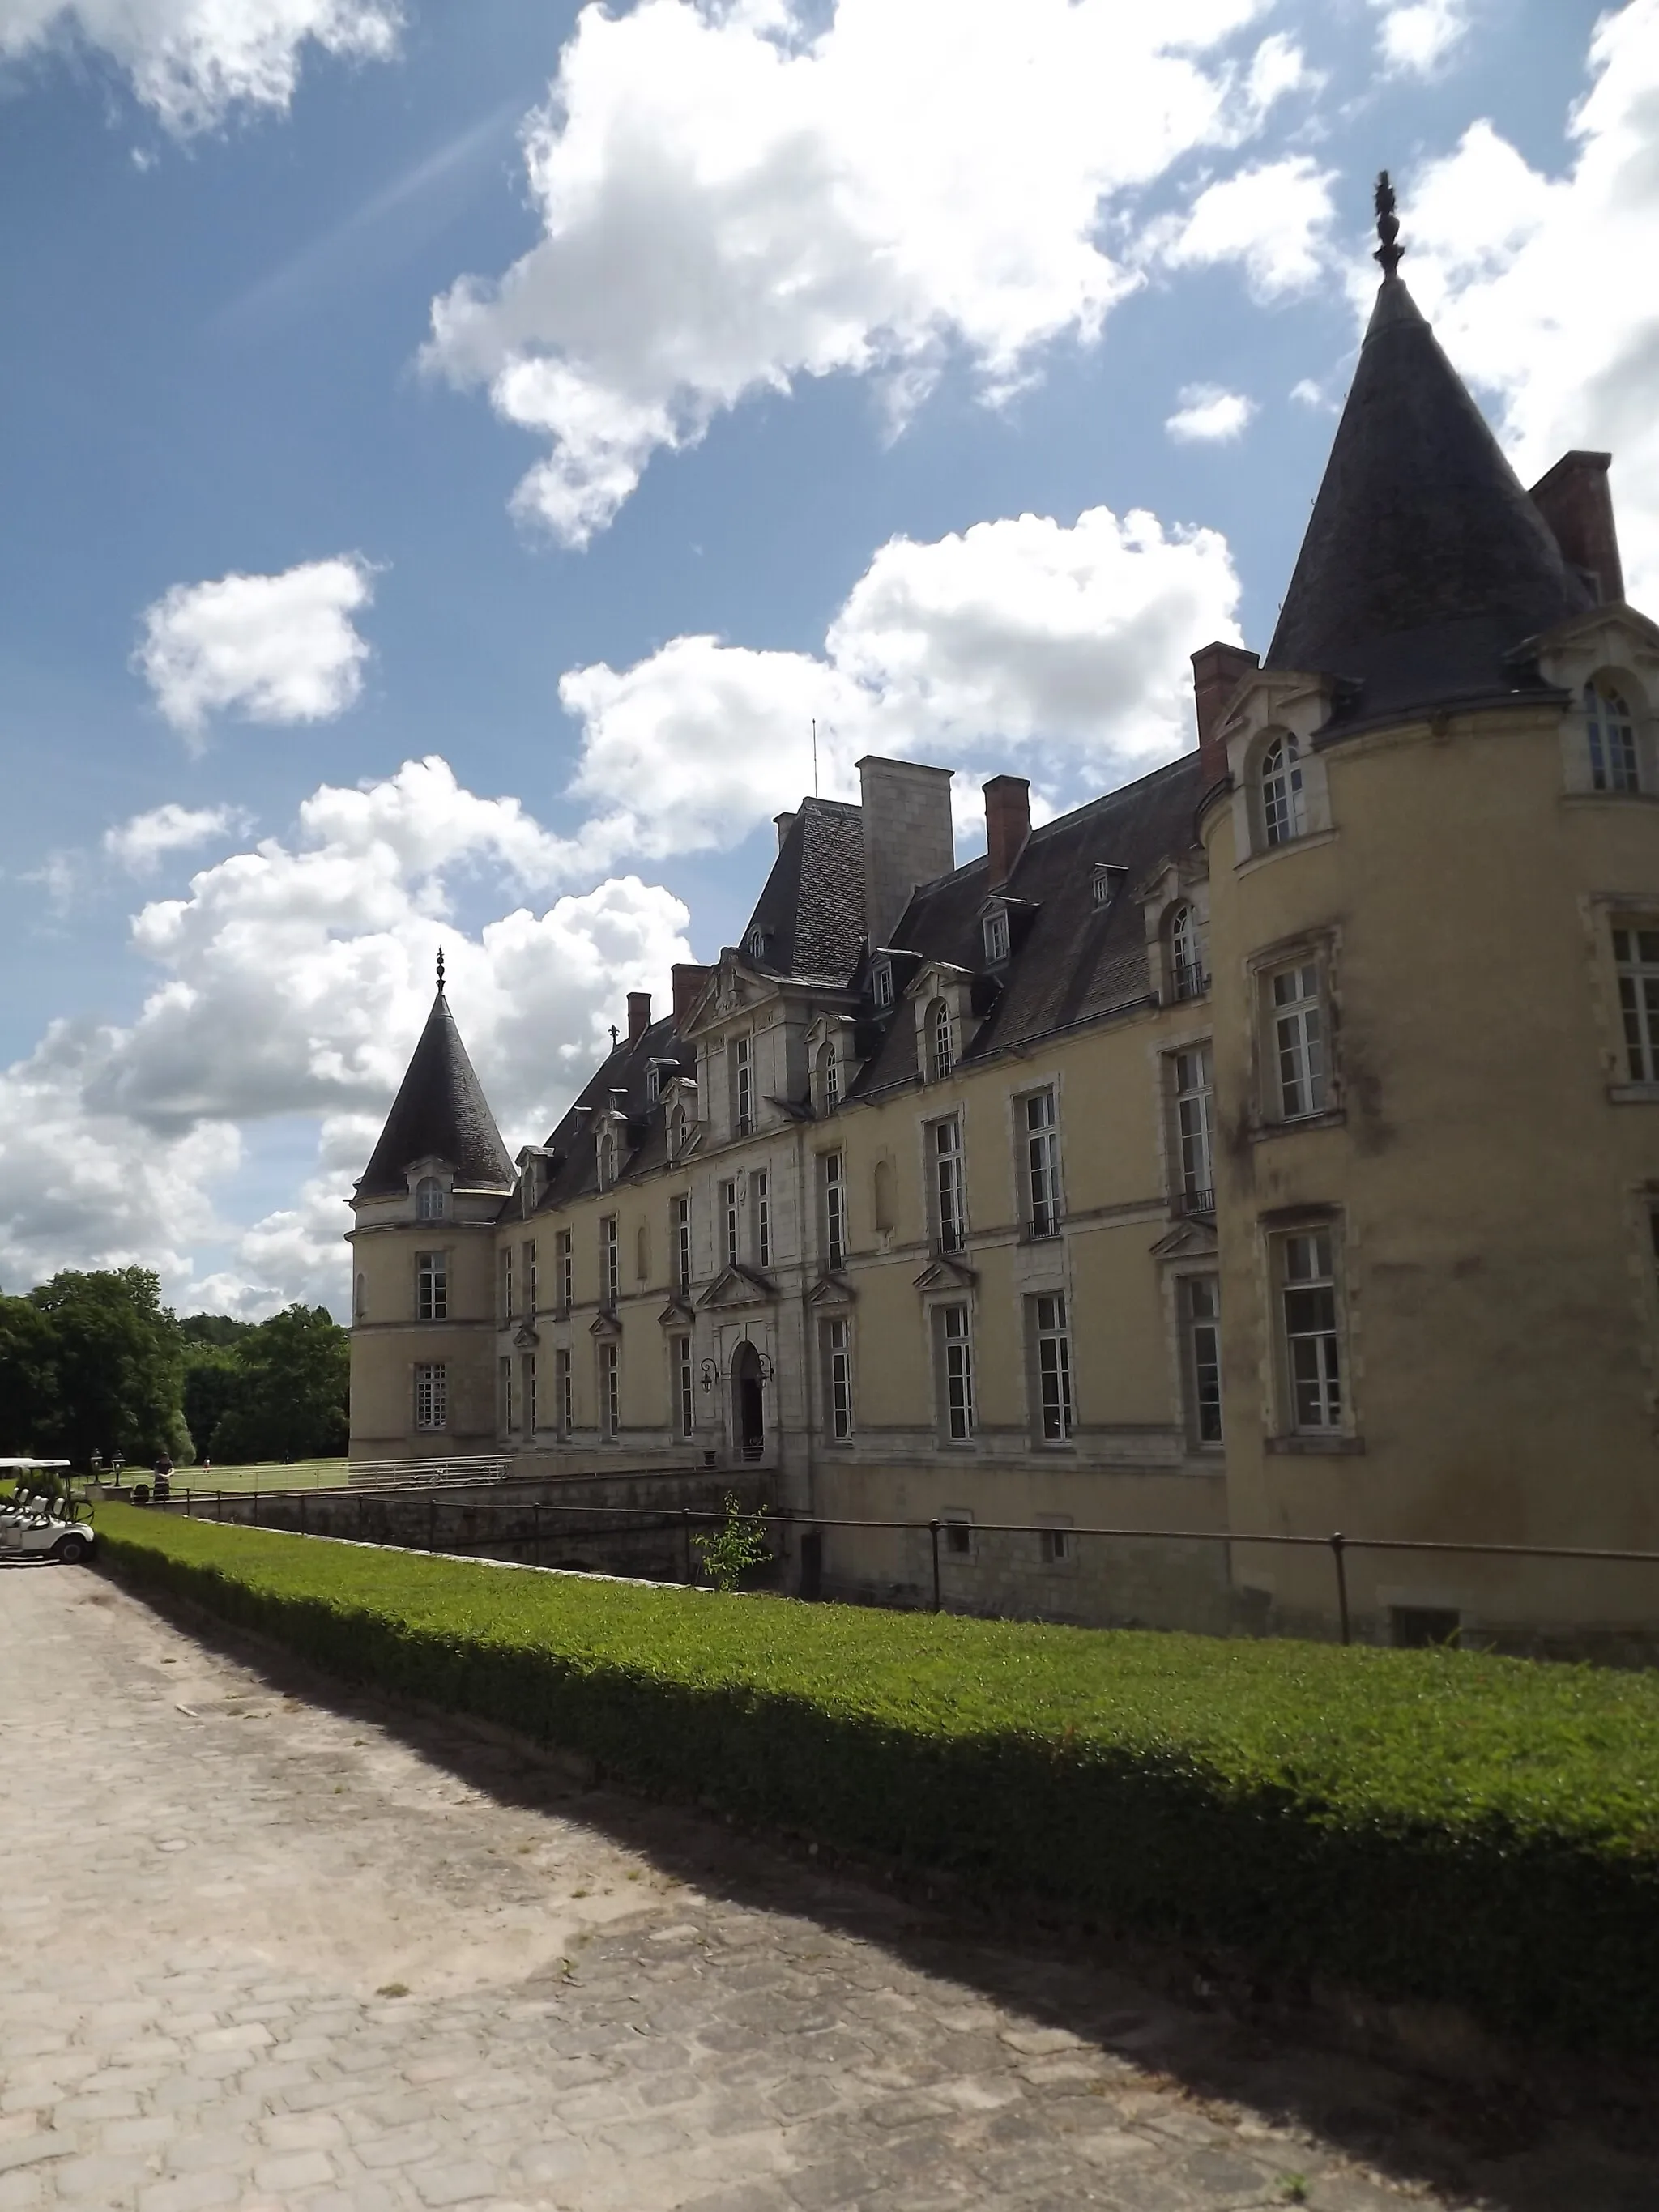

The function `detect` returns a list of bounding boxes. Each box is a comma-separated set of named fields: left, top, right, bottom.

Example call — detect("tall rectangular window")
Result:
left=720, top=1179, right=740, bottom=1270
left=1173, top=1046, right=1215, bottom=1211
left=1279, top=1230, right=1342, bottom=1432
left=932, top=1115, right=966, bottom=1251
left=499, top=1354, right=514, bottom=1434
left=599, top=1340, right=620, bottom=1439
left=600, top=1215, right=619, bottom=1307
left=500, top=1247, right=514, bottom=1323
left=1270, top=962, right=1326, bottom=1119
left=732, top=1034, right=753, bottom=1136
left=673, top=1192, right=692, bottom=1289
left=414, top=1362, right=446, bottom=1431
left=821, top=1152, right=846, bottom=1269
left=1031, top=1293, right=1073, bottom=1442
left=1024, top=1089, right=1060, bottom=1236
left=557, top=1349, right=572, bottom=1437
left=557, top=1230, right=574, bottom=1313
left=753, top=1168, right=770, bottom=1268
left=523, top=1239, right=537, bottom=1316
left=1183, top=1276, right=1223, bottom=1446
left=522, top=1352, right=537, bottom=1434
left=825, top=1316, right=852, bottom=1442
left=416, top=1250, right=447, bottom=1322
left=1614, top=925, right=1659, bottom=1082
left=939, top=1303, right=975, bottom=1441
left=672, top=1336, right=693, bottom=1440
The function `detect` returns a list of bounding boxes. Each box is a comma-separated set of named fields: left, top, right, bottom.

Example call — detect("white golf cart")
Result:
left=0, top=1460, right=95, bottom=1565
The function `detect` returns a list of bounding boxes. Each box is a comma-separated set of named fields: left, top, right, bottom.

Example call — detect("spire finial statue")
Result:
left=436, top=947, right=446, bottom=995
left=1374, top=169, right=1403, bottom=279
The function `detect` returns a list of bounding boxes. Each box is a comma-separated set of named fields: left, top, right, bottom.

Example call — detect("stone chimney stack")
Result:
left=773, top=810, right=797, bottom=851
left=627, top=991, right=651, bottom=1046
left=671, top=963, right=714, bottom=1030
left=1529, top=451, right=1624, bottom=605
left=983, top=774, right=1030, bottom=887
left=856, top=755, right=954, bottom=949
left=1190, top=641, right=1260, bottom=793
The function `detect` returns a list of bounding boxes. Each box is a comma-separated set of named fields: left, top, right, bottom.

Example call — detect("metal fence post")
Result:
left=298, top=1492, right=306, bottom=1537
left=929, top=1519, right=942, bottom=1614
left=429, top=1498, right=437, bottom=1554
left=532, top=1501, right=542, bottom=1570
left=1330, top=1531, right=1351, bottom=1646
left=216, top=1489, right=224, bottom=1522
left=683, top=1507, right=694, bottom=1586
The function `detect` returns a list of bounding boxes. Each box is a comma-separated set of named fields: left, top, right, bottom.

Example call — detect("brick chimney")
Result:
left=856, top=755, right=954, bottom=948
left=1191, top=641, right=1260, bottom=792
left=983, top=775, right=1030, bottom=888
left=671, top=962, right=714, bottom=1030
left=1529, top=451, right=1624, bottom=605
left=627, top=991, right=651, bottom=1046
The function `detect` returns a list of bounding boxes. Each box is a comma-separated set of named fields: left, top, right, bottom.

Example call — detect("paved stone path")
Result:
left=2, top=1567, right=1654, bottom=2212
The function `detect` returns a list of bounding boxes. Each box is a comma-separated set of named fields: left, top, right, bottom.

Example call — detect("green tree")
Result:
left=0, top=1295, right=62, bottom=1452
left=25, top=1268, right=189, bottom=1466
left=208, top=1305, right=348, bottom=1464
left=181, top=1348, right=244, bottom=1460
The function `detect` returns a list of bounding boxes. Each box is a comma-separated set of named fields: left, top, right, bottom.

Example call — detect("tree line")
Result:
left=0, top=1268, right=348, bottom=1467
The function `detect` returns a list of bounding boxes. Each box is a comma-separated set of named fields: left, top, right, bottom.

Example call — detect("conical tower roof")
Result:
left=1266, top=184, right=1590, bottom=720
left=356, top=965, right=513, bottom=1201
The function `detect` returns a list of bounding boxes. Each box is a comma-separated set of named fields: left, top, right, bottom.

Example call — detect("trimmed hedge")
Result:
left=96, top=1506, right=1659, bottom=2053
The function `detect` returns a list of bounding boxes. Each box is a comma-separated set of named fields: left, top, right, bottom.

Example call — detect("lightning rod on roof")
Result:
left=812, top=717, right=819, bottom=798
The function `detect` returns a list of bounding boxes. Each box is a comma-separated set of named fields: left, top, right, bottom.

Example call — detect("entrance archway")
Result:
left=731, top=1341, right=765, bottom=1463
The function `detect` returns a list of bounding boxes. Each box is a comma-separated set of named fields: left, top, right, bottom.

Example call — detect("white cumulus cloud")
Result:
left=0, top=0, right=400, bottom=134
left=423, top=0, right=1305, bottom=544
left=1165, top=385, right=1256, bottom=444
left=1155, top=154, right=1337, bottom=297
left=136, top=556, right=376, bottom=744
left=1387, top=0, right=1659, bottom=611
left=103, top=803, right=250, bottom=874
left=561, top=503, right=1242, bottom=859
left=1370, top=0, right=1469, bottom=76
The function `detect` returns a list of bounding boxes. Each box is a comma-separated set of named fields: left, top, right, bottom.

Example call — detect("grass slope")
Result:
left=94, top=1505, right=1659, bottom=2053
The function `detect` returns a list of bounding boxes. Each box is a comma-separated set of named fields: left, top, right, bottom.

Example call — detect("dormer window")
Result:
left=415, top=1175, right=446, bottom=1221
left=1586, top=680, right=1640, bottom=794
left=813, top=1038, right=840, bottom=1114
left=667, top=1103, right=688, bottom=1161
left=1260, top=733, right=1307, bottom=846
left=1091, top=863, right=1124, bottom=909
left=872, top=962, right=893, bottom=1009
left=746, top=927, right=770, bottom=962
left=983, top=909, right=1010, bottom=964
left=597, top=1127, right=619, bottom=1189
left=928, top=999, right=954, bottom=1082
left=1169, top=903, right=1209, bottom=1002
left=646, top=1065, right=660, bottom=1105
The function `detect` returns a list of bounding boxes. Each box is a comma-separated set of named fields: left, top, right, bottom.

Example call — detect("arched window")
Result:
left=1260, top=735, right=1307, bottom=847
left=415, top=1175, right=445, bottom=1221
left=928, top=999, right=953, bottom=1083
left=668, top=1103, right=687, bottom=1161
left=814, top=1039, right=839, bottom=1113
left=1586, top=680, right=1640, bottom=794
left=598, top=1129, right=618, bottom=1189
left=1169, top=904, right=1206, bottom=1001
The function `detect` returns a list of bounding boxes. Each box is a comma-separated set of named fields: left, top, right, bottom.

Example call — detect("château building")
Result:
left=349, top=198, right=1659, bottom=1647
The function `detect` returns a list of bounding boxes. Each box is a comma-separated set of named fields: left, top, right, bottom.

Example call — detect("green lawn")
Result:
left=92, top=1502, right=1659, bottom=2055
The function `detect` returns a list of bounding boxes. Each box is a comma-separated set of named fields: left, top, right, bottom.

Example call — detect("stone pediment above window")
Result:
left=913, top=1255, right=978, bottom=1292
left=807, top=1271, right=856, bottom=1306
left=1149, top=1218, right=1219, bottom=1260
left=588, top=1310, right=623, bottom=1340
left=512, top=1322, right=540, bottom=1349
left=656, top=1295, right=696, bottom=1329
left=697, top=1264, right=777, bottom=1310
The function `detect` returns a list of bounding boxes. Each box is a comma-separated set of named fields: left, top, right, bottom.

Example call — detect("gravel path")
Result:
left=0, top=1562, right=1650, bottom=2212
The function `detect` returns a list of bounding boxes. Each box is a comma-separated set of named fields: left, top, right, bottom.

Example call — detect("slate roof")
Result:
left=357, top=989, right=514, bottom=1200
left=527, top=1016, right=698, bottom=1213
left=848, top=752, right=1205, bottom=1098
left=738, top=799, right=865, bottom=982
left=1266, top=273, right=1592, bottom=723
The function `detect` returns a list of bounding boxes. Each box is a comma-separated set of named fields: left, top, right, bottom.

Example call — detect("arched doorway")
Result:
left=731, top=1341, right=765, bottom=1463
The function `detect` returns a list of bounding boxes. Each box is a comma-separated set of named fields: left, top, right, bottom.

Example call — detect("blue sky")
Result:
left=0, top=0, right=1652, bottom=1314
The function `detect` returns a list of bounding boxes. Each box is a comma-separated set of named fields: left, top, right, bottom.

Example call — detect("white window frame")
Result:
left=983, top=908, right=1010, bottom=963
left=672, top=1335, right=693, bottom=1441
left=499, top=1247, right=514, bottom=1324
left=556, top=1229, right=574, bottom=1314
left=931, top=1115, right=966, bottom=1253
left=413, top=1362, right=446, bottom=1432
left=825, top=1315, right=853, bottom=1443
left=872, top=962, right=893, bottom=1009
left=1275, top=1227, right=1345, bottom=1434
left=1182, top=1274, right=1223, bottom=1447
left=928, top=999, right=953, bottom=1082
left=1268, top=961, right=1328, bottom=1121
left=753, top=1168, right=771, bottom=1269
left=1614, top=922, right=1659, bottom=1083
left=1038, top=1518, right=1074, bottom=1566
left=599, top=1340, right=620, bottom=1440
left=1587, top=679, right=1641, bottom=794
left=673, top=1191, right=692, bottom=1290
left=556, top=1348, right=573, bottom=1438
left=1169, top=903, right=1207, bottom=1002
left=821, top=1151, right=846, bottom=1271
left=416, top=1249, right=447, bottom=1323
left=1171, top=1046, right=1215, bottom=1212
left=600, top=1214, right=619, bottom=1308
left=1031, top=1292, right=1073, bottom=1443
left=522, top=1351, right=537, bottom=1436
left=938, top=1303, right=975, bottom=1442
left=499, top=1353, right=514, bottom=1435
left=720, top=1178, right=740, bottom=1271
left=415, top=1175, right=446, bottom=1221
left=1023, top=1088, right=1060, bottom=1238
left=523, top=1239, right=537, bottom=1317
left=731, top=1034, right=754, bottom=1136
left=1260, top=733, right=1308, bottom=848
